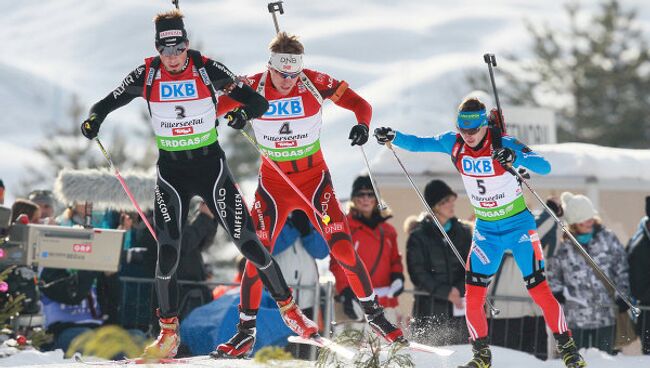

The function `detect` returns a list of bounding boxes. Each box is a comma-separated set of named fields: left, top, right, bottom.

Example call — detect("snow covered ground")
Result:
left=2, top=345, right=650, bottom=367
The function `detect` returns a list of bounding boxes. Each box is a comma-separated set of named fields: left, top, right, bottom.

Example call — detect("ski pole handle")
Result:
left=267, top=1, right=284, bottom=34
left=483, top=53, right=505, bottom=133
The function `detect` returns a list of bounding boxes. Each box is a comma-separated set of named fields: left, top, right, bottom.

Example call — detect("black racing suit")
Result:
left=88, top=53, right=292, bottom=318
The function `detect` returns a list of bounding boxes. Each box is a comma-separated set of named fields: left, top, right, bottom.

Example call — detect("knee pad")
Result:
left=524, top=269, right=547, bottom=289
left=158, top=243, right=180, bottom=276
left=239, top=240, right=271, bottom=268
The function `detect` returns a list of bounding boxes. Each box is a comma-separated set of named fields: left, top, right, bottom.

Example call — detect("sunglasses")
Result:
left=271, top=67, right=300, bottom=80
left=458, top=127, right=482, bottom=135
left=156, top=41, right=188, bottom=56
left=354, top=191, right=376, bottom=199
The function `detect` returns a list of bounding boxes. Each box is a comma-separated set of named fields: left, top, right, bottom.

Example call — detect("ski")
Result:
left=74, top=354, right=211, bottom=365
left=405, top=341, right=454, bottom=356
left=287, top=335, right=357, bottom=360
left=363, top=340, right=455, bottom=357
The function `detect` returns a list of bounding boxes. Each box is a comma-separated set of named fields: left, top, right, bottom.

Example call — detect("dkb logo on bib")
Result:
left=264, top=97, right=305, bottom=118
left=461, top=157, right=494, bottom=176
left=159, top=80, right=198, bottom=101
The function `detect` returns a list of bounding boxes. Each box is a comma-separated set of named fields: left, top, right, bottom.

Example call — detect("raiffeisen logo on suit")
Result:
left=159, top=80, right=198, bottom=101
left=264, top=97, right=305, bottom=118
left=461, top=157, right=495, bottom=176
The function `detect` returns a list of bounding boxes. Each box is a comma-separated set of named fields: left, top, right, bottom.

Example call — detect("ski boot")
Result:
left=555, top=332, right=587, bottom=368
left=142, top=316, right=180, bottom=359
left=277, top=294, right=319, bottom=338
left=458, top=337, right=491, bottom=368
left=211, top=309, right=257, bottom=359
left=359, top=297, right=405, bottom=343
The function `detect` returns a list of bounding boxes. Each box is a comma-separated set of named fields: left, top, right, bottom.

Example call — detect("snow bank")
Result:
left=2, top=344, right=650, bottom=367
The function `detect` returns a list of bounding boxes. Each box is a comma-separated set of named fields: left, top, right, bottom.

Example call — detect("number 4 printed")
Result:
left=279, top=122, right=292, bottom=135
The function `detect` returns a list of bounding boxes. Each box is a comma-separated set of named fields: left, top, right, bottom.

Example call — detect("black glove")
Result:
left=81, top=113, right=102, bottom=139
left=546, top=199, right=563, bottom=217
left=290, top=211, right=312, bottom=237
left=616, top=297, right=630, bottom=313
left=492, top=147, right=516, bottom=167
left=553, top=291, right=566, bottom=305
left=373, top=127, right=395, bottom=145
left=338, top=287, right=359, bottom=320
left=348, top=124, right=369, bottom=146
left=225, top=107, right=249, bottom=130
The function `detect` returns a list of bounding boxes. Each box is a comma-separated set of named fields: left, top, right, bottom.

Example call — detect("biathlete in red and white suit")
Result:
left=214, top=32, right=404, bottom=358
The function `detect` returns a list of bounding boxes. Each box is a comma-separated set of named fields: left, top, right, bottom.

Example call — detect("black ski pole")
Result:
left=267, top=1, right=284, bottom=34
left=483, top=53, right=505, bottom=133
left=385, top=142, right=500, bottom=316
left=172, top=0, right=179, bottom=10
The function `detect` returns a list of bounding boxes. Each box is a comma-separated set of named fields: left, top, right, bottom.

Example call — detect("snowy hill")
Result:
left=2, top=0, right=650, bottom=200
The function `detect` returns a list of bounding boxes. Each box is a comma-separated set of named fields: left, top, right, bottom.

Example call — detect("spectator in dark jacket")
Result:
left=628, top=196, right=650, bottom=355
left=406, top=179, right=472, bottom=345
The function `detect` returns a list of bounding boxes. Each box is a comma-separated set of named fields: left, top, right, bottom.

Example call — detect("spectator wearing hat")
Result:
left=28, top=190, right=57, bottom=224
left=406, top=179, right=472, bottom=345
left=627, top=196, right=650, bottom=354
left=331, top=176, right=405, bottom=324
left=10, top=199, right=41, bottom=224
left=547, top=192, right=630, bottom=354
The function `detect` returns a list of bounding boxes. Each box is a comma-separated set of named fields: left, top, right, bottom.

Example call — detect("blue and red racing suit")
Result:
left=392, top=129, right=569, bottom=340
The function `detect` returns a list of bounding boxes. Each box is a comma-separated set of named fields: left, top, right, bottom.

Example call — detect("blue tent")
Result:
left=179, top=288, right=293, bottom=355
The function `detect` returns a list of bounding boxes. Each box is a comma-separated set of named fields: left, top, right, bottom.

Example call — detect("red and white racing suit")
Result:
left=219, top=69, right=376, bottom=310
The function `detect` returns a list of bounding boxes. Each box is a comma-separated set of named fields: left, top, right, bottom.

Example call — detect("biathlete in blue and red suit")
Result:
left=79, top=10, right=317, bottom=359
left=214, top=32, right=405, bottom=358
left=374, top=97, right=586, bottom=368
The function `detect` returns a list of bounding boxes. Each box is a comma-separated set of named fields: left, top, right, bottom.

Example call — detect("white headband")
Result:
left=269, top=52, right=303, bottom=75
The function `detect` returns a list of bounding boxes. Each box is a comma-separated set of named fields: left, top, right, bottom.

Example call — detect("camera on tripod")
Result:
left=0, top=205, right=124, bottom=272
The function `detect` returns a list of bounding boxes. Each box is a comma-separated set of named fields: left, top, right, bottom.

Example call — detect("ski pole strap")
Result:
left=145, top=57, right=161, bottom=117
left=187, top=49, right=217, bottom=107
